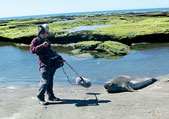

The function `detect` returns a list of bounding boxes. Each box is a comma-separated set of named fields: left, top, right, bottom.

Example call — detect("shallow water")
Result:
left=53, top=19, right=77, bottom=23
left=0, top=42, right=169, bottom=86
left=68, top=25, right=111, bottom=33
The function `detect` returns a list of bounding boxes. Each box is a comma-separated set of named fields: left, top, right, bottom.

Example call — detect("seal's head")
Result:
left=104, top=81, right=126, bottom=93
left=76, top=77, right=91, bottom=88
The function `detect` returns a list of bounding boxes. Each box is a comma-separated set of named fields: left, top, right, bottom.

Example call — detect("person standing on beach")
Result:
left=30, top=24, right=65, bottom=105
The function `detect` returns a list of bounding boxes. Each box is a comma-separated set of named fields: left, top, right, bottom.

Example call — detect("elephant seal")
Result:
left=104, top=75, right=158, bottom=93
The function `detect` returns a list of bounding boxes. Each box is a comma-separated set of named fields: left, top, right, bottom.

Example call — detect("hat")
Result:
left=42, top=24, right=49, bottom=33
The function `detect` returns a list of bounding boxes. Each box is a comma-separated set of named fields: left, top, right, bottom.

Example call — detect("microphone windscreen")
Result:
left=76, top=77, right=91, bottom=88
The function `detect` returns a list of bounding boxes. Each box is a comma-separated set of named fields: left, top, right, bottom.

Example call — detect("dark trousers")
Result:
left=38, top=64, right=57, bottom=100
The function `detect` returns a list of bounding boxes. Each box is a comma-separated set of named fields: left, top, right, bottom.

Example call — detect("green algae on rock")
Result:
left=73, top=41, right=102, bottom=50
left=73, top=40, right=130, bottom=57
left=96, top=41, right=130, bottom=55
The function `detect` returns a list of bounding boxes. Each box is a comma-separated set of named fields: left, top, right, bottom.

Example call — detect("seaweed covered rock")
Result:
left=72, top=40, right=130, bottom=58
left=96, top=41, right=130, bottom=55
left=73, top=41, right=102, bottom=50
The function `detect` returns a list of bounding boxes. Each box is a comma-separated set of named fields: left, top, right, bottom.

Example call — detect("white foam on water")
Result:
left=7, top=86, right=20, bottom=90
left=7, top=87, right=16, bottom=89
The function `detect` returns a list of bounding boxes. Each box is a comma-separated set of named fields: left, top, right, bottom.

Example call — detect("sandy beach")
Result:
left=0, top=76, right=169, bottom=119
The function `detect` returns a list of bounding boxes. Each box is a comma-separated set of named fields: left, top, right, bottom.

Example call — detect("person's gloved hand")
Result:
left=42, top=41, right=49, bottom=47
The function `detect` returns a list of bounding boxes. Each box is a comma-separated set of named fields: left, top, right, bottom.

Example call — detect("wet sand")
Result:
left=0, top=77, right=169, bottom=119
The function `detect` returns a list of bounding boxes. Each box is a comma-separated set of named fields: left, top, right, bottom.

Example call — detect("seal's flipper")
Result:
left=125, top=84, right=135, bottom=92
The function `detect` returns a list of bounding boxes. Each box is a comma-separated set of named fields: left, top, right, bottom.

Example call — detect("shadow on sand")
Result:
left=48, top=93, right=111, bottom=107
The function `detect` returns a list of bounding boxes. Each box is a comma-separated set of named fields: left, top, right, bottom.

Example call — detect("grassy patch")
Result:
left=96, top=41, right=130, bottom=55
left=94, top=17, right=169, bottom=40
left=74, top=41, right=102, bottom=50
left=0, top=11, right=169, bottom=43
left=73, top=40, right=130, bottom=56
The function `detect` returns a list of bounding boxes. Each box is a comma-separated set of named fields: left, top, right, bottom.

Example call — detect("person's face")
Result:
left=40, top=32, right=49, bottom=39
left=44, top=32, right=49, bottom=38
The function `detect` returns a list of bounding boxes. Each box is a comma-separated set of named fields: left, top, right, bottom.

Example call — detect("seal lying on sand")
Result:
left=104, top=75, right=158, bottom=93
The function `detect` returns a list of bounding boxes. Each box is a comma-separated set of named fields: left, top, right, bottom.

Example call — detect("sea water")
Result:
left=0, top=7, right=169, bottom=20
left=0, top=42, right=169, bottom=86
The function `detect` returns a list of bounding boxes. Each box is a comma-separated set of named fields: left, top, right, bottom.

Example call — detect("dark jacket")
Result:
left=30, top=37, right=60, bottom=66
